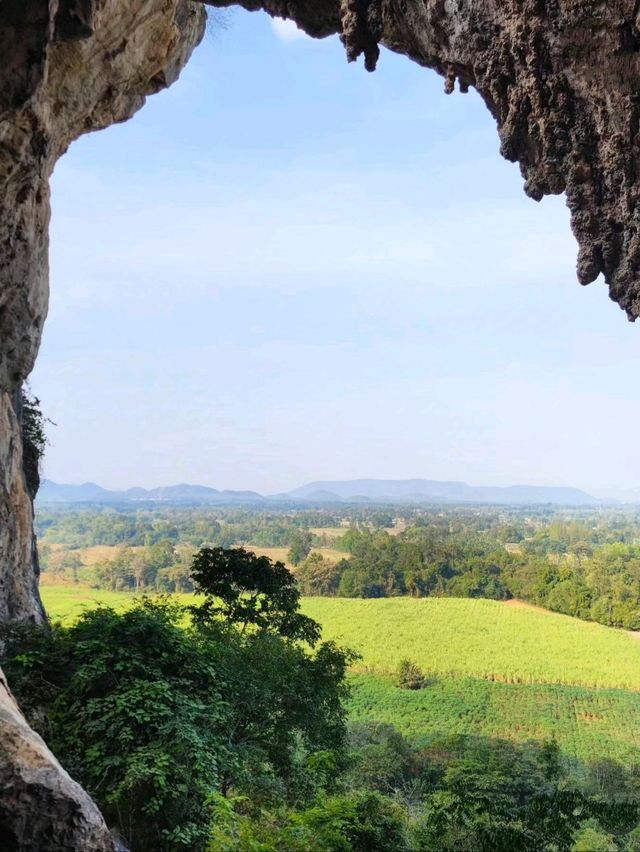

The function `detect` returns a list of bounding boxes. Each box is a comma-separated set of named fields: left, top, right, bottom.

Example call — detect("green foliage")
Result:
left=190, top=546, right=321, bottom=644
left=572, top=820, right=618, bottom=851
left=296, top=552, right=343, bottom=596
left=34, top=503, right=640, bottom=631
left=20, top=386, right=52, bottom=463
left=2, top=598, right=352, bottom=852
left=348, top=672, right=640, bottom=766
left=208, top=790, right=410, bottom=851
left=29, top=581, right=640, bottom=850
left=2, top=600, right=223, bottom=850
left=29, top=503, right=640, bottom=849
left=348, top=728, right=639, bottom=852
left=41, top=587, right=640, bottom=764
left=287, top=530, right=313, bottom=566
left=396, top=659, right=428, bottom=690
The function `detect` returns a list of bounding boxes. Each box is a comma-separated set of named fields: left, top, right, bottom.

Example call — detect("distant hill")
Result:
left=593, top=487, right=640, bottom=504
left=285, top=478, right=599, bottom=505
left=39, top=477, right=600, bottom=506
left=38, top=481, right=263, bottom=504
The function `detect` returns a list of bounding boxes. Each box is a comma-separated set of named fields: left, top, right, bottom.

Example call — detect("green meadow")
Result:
left=41, top=584, right=640, bottom=764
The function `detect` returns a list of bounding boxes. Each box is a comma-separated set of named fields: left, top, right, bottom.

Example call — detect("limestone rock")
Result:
left=0, top=0, right=206, bottom=393
left=0, top=392, right=45, bottom=626
left=0, top=3, right=205, bottom=849
left=0, top=669, right=119, bottom=851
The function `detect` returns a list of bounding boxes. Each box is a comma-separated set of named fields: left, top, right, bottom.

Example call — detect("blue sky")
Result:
left=32, top=9, right=640, bottom=495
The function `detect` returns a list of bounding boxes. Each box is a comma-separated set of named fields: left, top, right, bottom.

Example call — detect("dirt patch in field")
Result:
left=576, top=712, right=605, bottom=723
left=503, top=599, right=552, bottom=614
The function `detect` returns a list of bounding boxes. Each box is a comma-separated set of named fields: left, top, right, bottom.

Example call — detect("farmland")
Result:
left=40, top=584, right=640, bottom=764
left=349, top=674, right=640, bottom=764
left=302, top=596, right=640, bottom=690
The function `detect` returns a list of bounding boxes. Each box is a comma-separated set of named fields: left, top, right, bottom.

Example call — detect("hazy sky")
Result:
left=31, top=9, right=640, bottom=495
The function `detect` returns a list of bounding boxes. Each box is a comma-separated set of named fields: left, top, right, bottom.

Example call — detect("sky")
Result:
left=31, top=9, right=640, bottom=496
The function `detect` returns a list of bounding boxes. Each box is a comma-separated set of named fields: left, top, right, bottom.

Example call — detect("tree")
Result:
left=190, top=546, right=321, bottom=644
left=396, top=659, right=427, bottom=690
left=2, top=598, right=353, bottom=852
left=287, top=530, right=313, bottom=566
left=296, top=553, right=342, bottom=596
left=131, top=553, right=148, bottom=592
left=571, top=820, right=618, bottom=852
left=208, top=790, right=411, bottom=852
left=48, top=549, right=82, bottom=582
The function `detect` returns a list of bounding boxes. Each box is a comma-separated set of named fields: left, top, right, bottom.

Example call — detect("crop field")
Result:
left=302, top=597, right=640, bottom=690
left=242, top=545, right=346, bottom=569
left=349, top=673, right=640, bottom=764
left=40, top=586, right=640, bottom=764
left=41, top=584, right=135, bottom=619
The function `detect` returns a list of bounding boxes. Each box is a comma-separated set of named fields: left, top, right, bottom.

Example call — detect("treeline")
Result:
left=36, top=505, right=640, bottom=551
left=35, top=507, right=347, bottom=549
left=41, top=540, right=196, bottom=593
left=298, top=527, right=640, bottom=630
left=36, top=505, right=640, bottom=628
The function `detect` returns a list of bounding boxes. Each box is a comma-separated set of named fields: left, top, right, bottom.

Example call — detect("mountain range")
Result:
left=38, top=478, right=602, bottom=506
left=284, top=479, right=599, bottom=505
left=38, top=481, right=263, bottom=504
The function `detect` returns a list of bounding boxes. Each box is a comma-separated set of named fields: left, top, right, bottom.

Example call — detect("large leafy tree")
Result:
left=190, top=546, right=320, bottom=644
left=2, top=582, right=351, bottom=851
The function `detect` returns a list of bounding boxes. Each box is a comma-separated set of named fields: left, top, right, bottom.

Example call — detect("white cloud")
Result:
left=270, top=17, right=308, bottom=42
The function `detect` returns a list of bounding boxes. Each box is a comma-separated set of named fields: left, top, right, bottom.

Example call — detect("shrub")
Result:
left=396, top=658, right=427, bottom=690
left=1, top=596, right=352, bottom=852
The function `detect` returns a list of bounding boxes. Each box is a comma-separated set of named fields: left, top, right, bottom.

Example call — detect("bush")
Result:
left=396, top=659, right=427, bottom=690
left=208, top=790, right=411, bottom=851
left=1, top=596, right=352, bottom=852
left=571, top=820, right=618, bottom=852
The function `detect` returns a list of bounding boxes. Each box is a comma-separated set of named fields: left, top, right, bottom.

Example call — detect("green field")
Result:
left=40, top=585, right=640, bottom=763
left=302, top=597, right=640, bottom=690
left=348, top=673, right=640, bottom=764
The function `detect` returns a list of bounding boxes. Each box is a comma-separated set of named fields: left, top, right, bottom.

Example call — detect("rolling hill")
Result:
left=285, top=478, right=599, bottom=505
left=38, top=477, right=599, bottom=505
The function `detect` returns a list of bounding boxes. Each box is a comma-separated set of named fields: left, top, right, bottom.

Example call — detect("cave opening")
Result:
left=32, top=8, right=639, bottom=508
left=3, top=2, right=640, bottom=847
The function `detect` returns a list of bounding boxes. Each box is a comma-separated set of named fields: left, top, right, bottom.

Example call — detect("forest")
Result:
left=36, top=504, right=640, bottom=630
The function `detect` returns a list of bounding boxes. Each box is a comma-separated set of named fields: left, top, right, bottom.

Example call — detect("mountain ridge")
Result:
left=284, top=478, right=599, bottom=505
left=39, top=478, right=602, bottom=506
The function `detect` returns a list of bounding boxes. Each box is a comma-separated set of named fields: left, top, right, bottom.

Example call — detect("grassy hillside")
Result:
left=40, top=586, right=640, bottom=763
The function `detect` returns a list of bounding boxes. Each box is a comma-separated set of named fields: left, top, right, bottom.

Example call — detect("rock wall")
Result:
left=0, top=2, right=205, bottom=848
left=0, top=670, right=121, bottom=852
left=0, top=0, right=205, bottom=629
left=0, top=392, right=45, bottom=626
